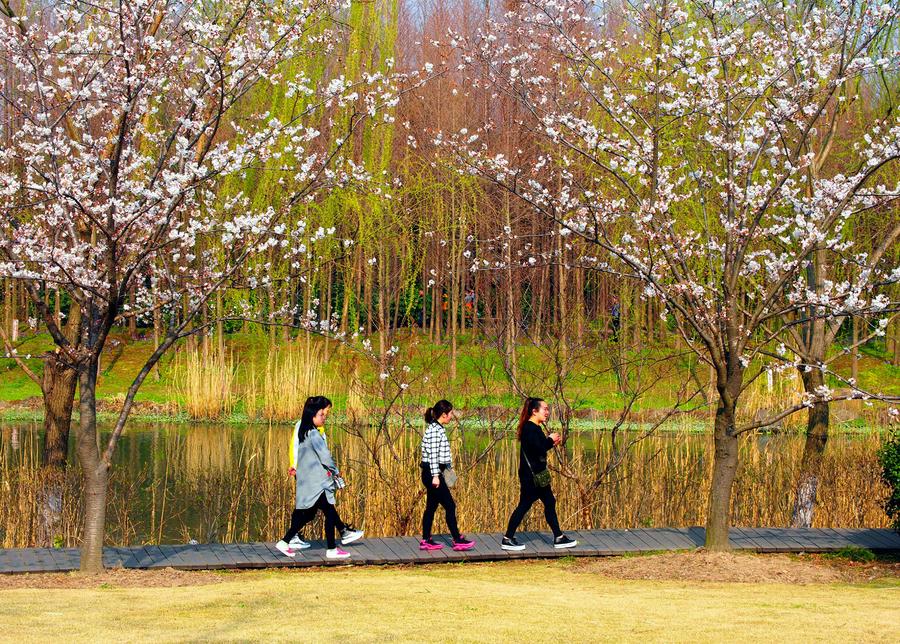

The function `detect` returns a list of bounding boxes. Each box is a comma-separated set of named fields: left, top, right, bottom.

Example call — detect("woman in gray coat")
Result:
left=276, top=396, right=359, bottom=560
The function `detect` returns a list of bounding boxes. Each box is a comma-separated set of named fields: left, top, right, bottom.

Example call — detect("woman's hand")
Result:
left=432, top=475, right=440, bottom=488
left=549, top=432, right=561, bottom=446
left=288, top=467, right=296, bottom=476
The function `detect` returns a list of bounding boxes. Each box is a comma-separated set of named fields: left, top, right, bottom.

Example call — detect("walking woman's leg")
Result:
left=505, top=485, right=538, bottom=538
left=436, top=481, right=460, bottom=540
left=314, top=493, right=339, bottom=549
left=421, top=468, right=441, bottom=540
left=537, top=485, right=563, bottom=537
left=281, top=509, right=305, bottom=543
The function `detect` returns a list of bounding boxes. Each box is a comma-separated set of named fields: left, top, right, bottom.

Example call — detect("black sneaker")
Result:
left=501, top=536, right=526, bottom=551
left=554, top=534, right=577, bottom=549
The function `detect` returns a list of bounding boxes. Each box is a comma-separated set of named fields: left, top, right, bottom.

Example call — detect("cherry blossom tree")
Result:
left=446, top=0, right=900, bottom=548
left=0, top=0, right=408, bottom=572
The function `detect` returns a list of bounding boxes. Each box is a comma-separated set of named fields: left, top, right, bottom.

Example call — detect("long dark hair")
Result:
left=425, top=399, right=453, bottom=424
left=297, top=395, right=332, bottom=442
left=517, top=397, right=545, bottom=440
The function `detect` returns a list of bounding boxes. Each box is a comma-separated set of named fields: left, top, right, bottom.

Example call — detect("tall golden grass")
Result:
left=240, top=342, right=331, bottom=421
left=0, top=420, right=890, bottom=548
left=171, top=346, right=236, bottom=419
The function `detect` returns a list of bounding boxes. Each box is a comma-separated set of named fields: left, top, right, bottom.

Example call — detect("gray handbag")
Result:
left=441, top=466, right=458, bottom=488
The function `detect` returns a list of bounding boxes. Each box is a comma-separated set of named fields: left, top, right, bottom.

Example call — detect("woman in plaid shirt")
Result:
left=420, top=400, right=476, bottom=551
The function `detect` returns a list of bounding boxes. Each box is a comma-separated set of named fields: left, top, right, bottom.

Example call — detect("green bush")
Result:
left=823, top=546, right=876, bottom=563
left=878, top=429, right=900, bottom=533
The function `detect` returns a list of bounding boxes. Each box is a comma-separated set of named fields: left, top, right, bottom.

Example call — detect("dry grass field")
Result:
left=1, top=555, right=897, bottom=643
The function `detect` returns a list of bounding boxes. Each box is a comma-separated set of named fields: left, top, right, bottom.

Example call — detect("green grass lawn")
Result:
left=1, top=560, right=897, bottom=642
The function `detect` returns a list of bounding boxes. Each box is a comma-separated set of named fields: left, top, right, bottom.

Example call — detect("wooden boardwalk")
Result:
left=1, top=528, right=898, bottom=574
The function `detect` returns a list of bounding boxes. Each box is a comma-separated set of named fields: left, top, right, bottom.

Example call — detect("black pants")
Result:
left=504, top=482, right=562, bottom=539
left=281, top=492, right=341, bottom=549
left=421, top=465, right=460, bottom=541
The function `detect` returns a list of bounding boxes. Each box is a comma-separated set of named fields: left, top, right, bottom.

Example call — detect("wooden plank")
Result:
left=835, top=528, right=898, bottom=551
left=758, top=528, right=804, bottom=552
left=622, top=529, right=658, bottom=552
left=517, top=531, right=557, bottom=558
left=817, top=528, right=852, bottom=550
left=568, top=530, right=609, bottom=554
left=339, top=539, right=378, bottom=565
left=747, top=528, right=788, bottom=552
left=566, top=531, right=606, bottom=557
left=633, top=529, right=676, bottom=552
left=654, top=528, right=699, bottom=551
left=356, top=538, right=389, bottom=565
left=729, top=527, right=763, bottom=552
left=462, top=532, right=507, bottom=562
left=368, top=537, right=403, bottom=564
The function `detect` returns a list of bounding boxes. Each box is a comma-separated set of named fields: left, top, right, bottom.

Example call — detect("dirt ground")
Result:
left=575, top=550, right=900, bottom=584
left=0, top=566, right=231, bottom=590
left=0, top=552, right=897, bottom=590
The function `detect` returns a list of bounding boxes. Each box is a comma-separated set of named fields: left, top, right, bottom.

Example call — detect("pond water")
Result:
left=0, top=420, right=888, bottom=547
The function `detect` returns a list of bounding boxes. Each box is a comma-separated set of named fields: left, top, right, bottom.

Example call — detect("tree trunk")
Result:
left=791, top=370, right=829, bottom=528
left=41, top=352, right=78, bottom=468
left=76, top=361, right=109, bottom=573
left=892, top=316, right=899, bottom=367
left=705, top=388, right=739, bottom=550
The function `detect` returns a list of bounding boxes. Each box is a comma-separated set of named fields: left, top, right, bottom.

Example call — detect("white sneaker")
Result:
left=340, top=528, right=364, bottom=545
left=275, top=540, right=296, bottom=558
left=326, top=547, right=351, bottom=560
left=289, top=535, right=312, bottom=549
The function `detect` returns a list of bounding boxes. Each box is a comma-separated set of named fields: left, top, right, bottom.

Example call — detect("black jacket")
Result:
left=518, top=420, right=555, bottom=484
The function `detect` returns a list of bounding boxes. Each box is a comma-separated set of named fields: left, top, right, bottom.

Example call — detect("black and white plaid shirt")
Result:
left=421, top=421, right=452, bottom=478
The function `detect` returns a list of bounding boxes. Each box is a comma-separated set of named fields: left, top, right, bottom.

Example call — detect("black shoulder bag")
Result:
left=523, top=449, right=551, bottom=488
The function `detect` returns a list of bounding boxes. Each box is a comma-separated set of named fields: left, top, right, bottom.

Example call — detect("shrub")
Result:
left=823, top=546, right=876, bottom=563
left=878, top=430, right=900, bottom=533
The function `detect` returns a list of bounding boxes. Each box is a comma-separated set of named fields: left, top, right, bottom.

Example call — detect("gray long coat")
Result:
left=295, top=430, right=339, bottom=509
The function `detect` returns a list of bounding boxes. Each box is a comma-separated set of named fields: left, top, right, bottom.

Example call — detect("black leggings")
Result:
left=281, top=492, right=342, bottom=549
left=504, top=483, right=562, bottom=539
left=421, top=466, right=460, bottom=541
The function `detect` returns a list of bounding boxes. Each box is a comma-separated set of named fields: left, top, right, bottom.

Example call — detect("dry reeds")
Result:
left=172, top=346, right=236, bottom=420
left=261, top=342, right=329, bottom=421
left=0, top=420, right=891, bottom=548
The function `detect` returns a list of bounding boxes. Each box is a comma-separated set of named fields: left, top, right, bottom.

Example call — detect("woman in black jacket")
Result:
left=501, top=397, right=577, bottom=551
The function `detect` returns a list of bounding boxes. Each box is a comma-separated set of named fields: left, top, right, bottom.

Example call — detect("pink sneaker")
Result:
left=326, top=547, right=351, bottom=560
left=419, top=539, right=444, bottom=551
left=452, top=536, right=476, bottom=551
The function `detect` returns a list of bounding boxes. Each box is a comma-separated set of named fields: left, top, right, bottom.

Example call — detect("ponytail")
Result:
left=425, top=399, right=453, bottom=424
left=517, top=397, right=545, bottom=440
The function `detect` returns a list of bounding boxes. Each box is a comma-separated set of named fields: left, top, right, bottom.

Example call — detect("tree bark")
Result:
left=791, top=369, right=829, bottom=528
left=41, top=352, right=78, bottom=468
left=705, top=384, right=740, bottom=550
left=76, top=361, right=109, bottom=573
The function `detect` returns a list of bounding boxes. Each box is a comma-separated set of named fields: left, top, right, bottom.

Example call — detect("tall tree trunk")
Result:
left=705, top=378, right=741, bottom=550
left=41, top=353, right=78, bottom=468
left=76, top=361, right=109, bottom=573
left=893, top=316, right=900, bottom=367
left=791, top=370, right=829, bottom=528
